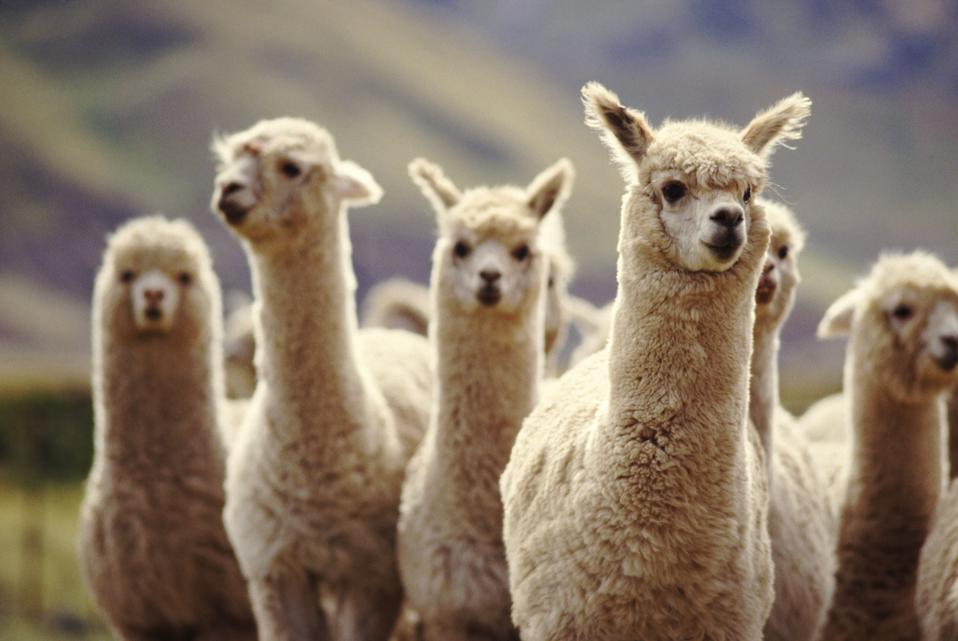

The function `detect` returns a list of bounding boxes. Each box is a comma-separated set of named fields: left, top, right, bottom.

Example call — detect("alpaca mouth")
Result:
left=755, top=275, right=777, bottom=305
left=145, top=307, right=163, bottom=321
left=934, top=349, right=958, bottom=373
left=702, top=241, right=742, bottom=262
left=477, top=286, right=501, bottom=307
left=218, top=197, right=249, bottom=225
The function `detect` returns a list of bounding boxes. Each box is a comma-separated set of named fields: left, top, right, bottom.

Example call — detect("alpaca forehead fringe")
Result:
left=640, top=121, right=768, bottom=191
left=441, top=186, right=541, bottom=240
left=858, top=252, right=958, bottom=302
left=760, top=200, right=806, bottom=254
left=213, top=117, right=338, bottom=164
left=106, top=216, right=212, bottom=271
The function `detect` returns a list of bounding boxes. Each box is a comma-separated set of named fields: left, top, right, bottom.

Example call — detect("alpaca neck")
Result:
left=749, top=321, right=780, bottom=466
left=434, top=306, right=542, bottom=493
left=96, top=332, right=222, bottom=474
left=248, top=206, right=367, bottom=443
left=846, top=363, right=945, bottom=536
left=603, top=243, right=757, bottom=503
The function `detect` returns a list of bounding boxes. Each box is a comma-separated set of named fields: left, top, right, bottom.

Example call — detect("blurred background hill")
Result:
left=0, top=0, right=956, bottom=637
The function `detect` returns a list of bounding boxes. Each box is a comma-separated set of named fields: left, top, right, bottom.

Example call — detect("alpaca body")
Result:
left=78, top=217, right=254, bottom=641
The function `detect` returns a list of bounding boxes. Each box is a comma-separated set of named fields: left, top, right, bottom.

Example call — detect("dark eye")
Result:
left=178, top=272, right=192, bottom=286
left=661, top=180, right=687, bottom=204
left=453, top=241, right=471, bottom=258
left=120, top=270, right=135, bottom=283
left=512, top=244, right=530, bottom=261
left=280, top=161, right=301, bottom=178
left=777, top=245, right=789, bottom=260
left=892, top=304, right=913, bottom=321
left=743, top=186, right=752, bottom=203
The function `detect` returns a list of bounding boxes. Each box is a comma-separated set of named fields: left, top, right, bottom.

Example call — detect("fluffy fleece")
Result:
left=500, top=82, right=811, bottom=641
left=750, top=200, right=835, bottom=641
left=398, top=158, right=573, bottom=641
left=78, top=216, right=255, bottom=641
left=361, top=277, right=432, bottom=336
left=815, top=252, right=958, bottom=641
left=210, top=118, right=431, bottom=641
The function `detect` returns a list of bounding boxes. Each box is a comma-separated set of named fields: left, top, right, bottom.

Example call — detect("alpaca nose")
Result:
left=710, top=207, right=744, bottom=229
left=480, top=269, right=501, bottom=284
left=936, top=335, right=958, bottom=372
left=222, top=181, right=244, bottom=197
left=144, top=289, right=165, bottom=303
left=763, top=261, right=775, bottom=275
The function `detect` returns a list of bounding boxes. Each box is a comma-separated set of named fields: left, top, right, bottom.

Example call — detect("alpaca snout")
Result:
left=934, top=336, right=958, bottom=372
left=477, top=284, right=502, bottom=307
left=218, top=193, right=250, bottom=225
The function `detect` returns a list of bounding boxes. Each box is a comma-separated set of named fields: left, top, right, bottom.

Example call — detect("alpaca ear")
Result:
left=408, top=157, right=461, bottom=215
left=817, top=288, right=859, bottom=338
left=582, top=81, right=655, bottom=180
left=741, top=92, right=812, bottom=158
left=526, top=158, right=574, bottom=221
left=331, top=160, right=383, bottom=206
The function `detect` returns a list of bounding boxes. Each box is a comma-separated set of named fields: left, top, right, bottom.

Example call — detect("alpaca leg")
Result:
left=337, top=578, right=403, bottom=641
left=248, top=572, right=328, bottom=641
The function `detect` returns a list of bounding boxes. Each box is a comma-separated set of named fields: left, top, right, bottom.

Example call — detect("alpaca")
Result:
left=360, top=214, right=577, bottom=376
left=223, top=290, right=256, bottom=399
left=398, top=157, right=574, bottom=641
left=799, top=392, right=848, bottom=444
left=500, top=82, right=811, bottom=641
left=210, top=118, right=432, bottom=641
left=750, top=199, right=835, bottom=641
left=814, top=252, right=958, bottom=641
left=77, top=216, right=255, bottom=641
left=918, top=478, right=958, bottom=640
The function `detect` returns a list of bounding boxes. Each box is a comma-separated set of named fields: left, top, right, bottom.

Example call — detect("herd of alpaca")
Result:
left=75, top=81, right=958, bottom=641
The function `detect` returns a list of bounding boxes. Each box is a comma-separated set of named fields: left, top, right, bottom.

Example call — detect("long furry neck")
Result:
left=750, top=318, right=780, bottom=470
left=248, top=204, right=368, bottom=444
left=95, top=329, right=222, bottom=475
left=844, top=351, right=945, bottom=537
left=433, top=301, right=543, bottom=502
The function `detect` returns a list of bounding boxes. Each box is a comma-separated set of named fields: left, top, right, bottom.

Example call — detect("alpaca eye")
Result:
left=512, top=244, right=530, bottom=261
left=280, top=161, right=302, bottom=178
left=453, top=241, right=471, bottom=258
left=661, top=180, right=687, bottom=204
left=178, top=272, right=192, bottom=286
left=892, top=304, right=913, bottom=321
left=778, top=245, right=789, bottom=260
left=120, top=270, right=135, bottom=283
left=743, top=186, right=752, bottom=203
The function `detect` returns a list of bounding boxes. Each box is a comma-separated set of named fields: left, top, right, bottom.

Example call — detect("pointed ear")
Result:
left=582, top=81, right=654, bottom=180
left=408, top=157, right=461, bottom=215
left=741, top=92, right=812, bottom=158
left=526, top=158, right=574, bottom=221
left=817, top=288, right=859, bottom=338
left=330, top=160, right=383, bottom=206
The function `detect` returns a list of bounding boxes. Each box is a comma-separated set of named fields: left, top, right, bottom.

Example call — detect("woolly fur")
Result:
left=815, top=252, right=958, bottom=641
left=78, top=216, right=255, bottom=641
left=211, top=118, right=431, bottom=641
left=500, top=83, right=810, bottom=641
left=398, top=157, right=573, bottom=641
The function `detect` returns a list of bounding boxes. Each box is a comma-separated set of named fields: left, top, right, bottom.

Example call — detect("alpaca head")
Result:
left=818, top=252, right=958, bottom=402
left=754, top=199, right=806, bottom=332
left=410, top=157, right=574, bottom=317
left=95, top=216, right=219, bottom=344
left=582, top=82, right=810, bottom=273
left=210, top=117, right=381, bottom=244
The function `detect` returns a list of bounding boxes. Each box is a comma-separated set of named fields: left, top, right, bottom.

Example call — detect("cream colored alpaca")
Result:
left=223, top=291, right=256, bottom=399
left=814, top=252, right=958, bottom=641
left=361, top=214, right=576, bottom=376
left=210, top=118, right=432, bottom=641
left=398, top=158, right=573, bottom=641
left=750, top=200, right=835, bottom=641
left=78, top=216, right=255, bottom=641
left=500, top=82, right=811, bottom=641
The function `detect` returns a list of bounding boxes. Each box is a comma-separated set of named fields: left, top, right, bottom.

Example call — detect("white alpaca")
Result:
left=210, top=118, right=432, bottom=641
left=500, top=82, right=811, bottom=641
left=749, top=200, right=835, bottom=641
left=814, top=252, right=958, bottom=641
left=361, top=213, right=577, bottom=377
left=78, top=216, right=255, bottom=641
left=398, top=157, right=573, bottom=641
